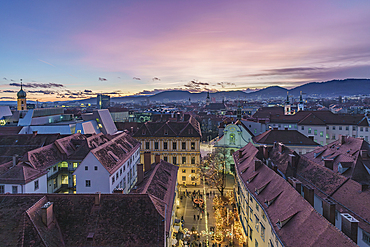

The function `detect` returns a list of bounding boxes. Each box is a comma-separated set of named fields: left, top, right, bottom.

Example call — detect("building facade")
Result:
left=133, top=115, right=202, bottom=186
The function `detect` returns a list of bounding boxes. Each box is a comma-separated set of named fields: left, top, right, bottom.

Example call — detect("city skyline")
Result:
left=1, top=0, right=370, bottom=101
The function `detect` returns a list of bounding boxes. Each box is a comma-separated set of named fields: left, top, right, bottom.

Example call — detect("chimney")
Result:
left=95, top=192, right=101, bottom=206
left=340, top=135, right=346, bottom=145
left=289, top=154, right=298, bottom=168
left=155, top=154, right=160, bottom=164
left=341, top=213, right=359, bottom=243
left=322, top=198, right=336, bottom=225
left=362, top=184, right=369, bottom=192
left=360, top=150, right=368, bottom=160
left=288, top=177, right=302, bottom=193
left=130, top=127, right=134, bottom=133
left=32, top=131, right=38, bottom=136
left=303, top=185, right=314, bottom=206
left=137, top=164, right=144, bottom=184
left=144, top=151, right=151, bottom=171
left=262, top=145, right=269, bottom=159
left=12, top=154, right=18, bottom=167
left=113, top=188, right=124, bottom=194
left=239, top=150, right=243, bottom=159
left=278, top=143, right=285, bottom=153
left=254, top=160, right=263, bottom=171
left=41, top=202, right=54, bottom=227
left=324, top=159, right=334, bottom=170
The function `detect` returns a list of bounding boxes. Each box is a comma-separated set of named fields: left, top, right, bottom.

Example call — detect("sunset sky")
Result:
left=1, top=0, right=370, bottom=101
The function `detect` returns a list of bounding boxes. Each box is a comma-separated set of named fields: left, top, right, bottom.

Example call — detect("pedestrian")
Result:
left=197, top=215, right=200, bottom=220
left=194, top=215, right=196, bottom=220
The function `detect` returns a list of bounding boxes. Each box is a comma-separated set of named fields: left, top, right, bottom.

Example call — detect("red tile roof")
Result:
left=0, top=194, right=167, bottom=246
left=234, top=143, right=356, bottom=247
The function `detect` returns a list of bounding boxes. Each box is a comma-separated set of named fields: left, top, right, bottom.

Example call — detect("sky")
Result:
left=1, top=0, right=370, bottom=102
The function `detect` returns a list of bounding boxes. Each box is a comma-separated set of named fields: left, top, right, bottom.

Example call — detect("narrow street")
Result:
left=175, top=174, right=237, bottom=247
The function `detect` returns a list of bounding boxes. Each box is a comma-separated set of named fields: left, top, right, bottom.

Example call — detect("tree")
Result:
left=199, top=147, right=228, bottom=197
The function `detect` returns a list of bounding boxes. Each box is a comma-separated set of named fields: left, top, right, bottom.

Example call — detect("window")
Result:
left=255, top=239, right=259, bottom=247
left=53, top=178, right=57, bottom=189
left=116, top=173, right=119, bottom=179
left=314, top=129, right=317, bottom=135
left=164, top=156, right=168, bottom=162
left=0, top=185, right=4, bottom=193
left=261, top=224, right=265, bottom=241
left=164, top=142, right=168, bottom=150
left=191, top=157, right=195, bottom=164
left=346, top=126, right=349, bottom=130
left=353, top=126, right=356, bottom=131
left=61, top=175, right=68, bottom=184
left=182, top=169, right=186, bottom=173
left=120, top=168, right=122, bottom=175
left=333, top=126, right=336, bottom=130
left=191, top=169, right=195, bottom=173
left=173, top=157, right=177, bottom=165
left=85, top=166, right=88, bottom=171
left=326, top=134, right=329, bottom=139
left=366, top=128, right=369, bottom=132
left=255, top=215, right=260, bottom=232
left=320, top=131, right=323, bottom=137
left=164, top=128, right=168, bottom=135
left=73, top=162, right=78, bottom=168
left=249, top=226, right=253, bottom=240
left=173, top=142, right=177, bottom=150
left=339, top=126, right=342, bottom=130
left=112, top=176, right=115, bottom=184
left=301, top=126, right=304, bottom=130
left=308, top=128, right=311, bottom=134
left=191, top=177, right=195, bottom=181
left=332, top=134, right=336, bottom=140
left=363, top=231, right=370, bottom=245
left=182, top=176, right=186, bottom=181
left=182, top=142, right=186, bottom=150
left=154, top=142, right=159, bottom=150
left=256, top=203, right=259, bottom=211
left=53, top=166, right=57, bottom=172
left=145, top=142, right=150, bottom=149
left=182, top=157, right=186, bottom=164
left=94, top=166, right=98, bottom=171
left=12, top=186, right=18, bottom=194
left=142, top=129, right=146, bottom=135
left=249, top=207, right=253, bottom=221
left=86, top=180, right=91, bottom=187
left=361, top=127, right=364, bottom=131
left=191, top=142, right=195, bottom=150
left=34, top=180, right=39, bottom=191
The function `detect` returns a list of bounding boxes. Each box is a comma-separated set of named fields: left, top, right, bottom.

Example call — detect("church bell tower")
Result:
left=17, top=79, right=27, bottom=111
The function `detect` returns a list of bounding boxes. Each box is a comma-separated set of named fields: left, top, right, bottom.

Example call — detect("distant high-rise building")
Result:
left=97, top=94, right=110, bottom=109
left=17, top=79, right=27, bottom=111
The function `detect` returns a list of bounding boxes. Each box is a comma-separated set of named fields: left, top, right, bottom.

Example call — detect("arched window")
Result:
left=229, top=133, right=236, bottom=145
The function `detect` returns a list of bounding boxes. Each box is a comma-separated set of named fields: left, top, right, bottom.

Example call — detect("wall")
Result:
left=24, top=174, right=48, bottom=193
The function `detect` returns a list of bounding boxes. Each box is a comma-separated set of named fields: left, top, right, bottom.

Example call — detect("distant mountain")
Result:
left=289, top=79, right=370, bottom=97
left=1, top=78, right=369, bottom=104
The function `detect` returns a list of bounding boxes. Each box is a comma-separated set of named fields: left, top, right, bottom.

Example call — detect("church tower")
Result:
left=17, top=79, right=27, bottom=111
left=298, top=91, right=304, bottom=111
left=284, top=91, right=292, bottom=115
left=206, top=91, right=210, bottom=106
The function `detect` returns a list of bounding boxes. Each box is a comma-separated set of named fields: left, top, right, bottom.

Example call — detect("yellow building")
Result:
left=133, top=115, right=202, bottom=185
left=17, top=79, right=27, bottom=111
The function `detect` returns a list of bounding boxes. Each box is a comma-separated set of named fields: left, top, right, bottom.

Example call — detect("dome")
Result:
left=17, top=89, right=26, bottom=98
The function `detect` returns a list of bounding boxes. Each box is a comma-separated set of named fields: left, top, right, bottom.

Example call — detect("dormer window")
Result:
left=164, top=128, right=168, bottom=135
left=142, top=129, right=146, bottom=135
left=107, top=151, right=119, bottom=162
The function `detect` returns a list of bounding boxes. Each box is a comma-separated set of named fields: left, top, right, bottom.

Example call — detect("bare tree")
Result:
left=200, top=147, right=228, bottom=197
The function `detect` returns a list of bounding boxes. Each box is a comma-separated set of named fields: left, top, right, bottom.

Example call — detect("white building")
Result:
left=74, top=134, right=140, bottom=194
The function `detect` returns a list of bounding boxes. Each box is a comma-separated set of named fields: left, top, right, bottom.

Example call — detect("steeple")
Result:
left=298, top=91, right=304, bottom=111
left=206, top=91, right=210, bottom=106
left=17, top=79, right=27, bottom=111
left=284, top=91, right=292, bottom=115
